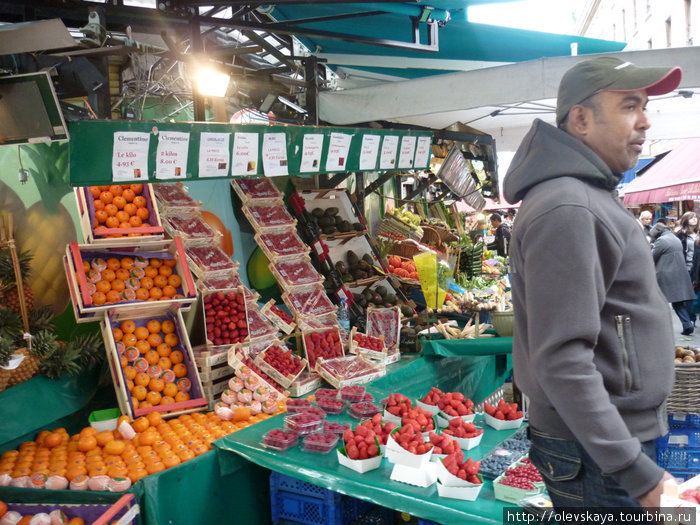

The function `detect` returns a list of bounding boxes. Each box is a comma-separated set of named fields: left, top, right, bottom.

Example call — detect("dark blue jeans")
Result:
left=673, top=300, right=695, bottom=331
left=529, top=426, right=657, bottom=514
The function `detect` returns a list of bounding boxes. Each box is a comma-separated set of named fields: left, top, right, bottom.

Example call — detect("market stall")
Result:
left=0, top=114, right=526, bottom=525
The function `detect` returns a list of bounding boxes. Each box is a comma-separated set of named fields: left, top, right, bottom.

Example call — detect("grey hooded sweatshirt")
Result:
left=503, top=119, right=674, bottom=499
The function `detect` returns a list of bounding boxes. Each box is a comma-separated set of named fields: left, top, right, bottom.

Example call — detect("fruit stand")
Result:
left=0, top=119, right=526, bottom=525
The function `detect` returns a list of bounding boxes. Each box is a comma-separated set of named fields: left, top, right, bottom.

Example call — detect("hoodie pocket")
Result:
left=615, top=314, right=641, bottom=392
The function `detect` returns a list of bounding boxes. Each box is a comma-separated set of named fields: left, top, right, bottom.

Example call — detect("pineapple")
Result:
left=8, top=329, right=59, bottom=386
left=0, top=335, right=15, bottom=391
left=0, top=249, right=34, bottom=315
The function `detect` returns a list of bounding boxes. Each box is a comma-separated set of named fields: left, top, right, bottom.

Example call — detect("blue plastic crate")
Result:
left=270, top=472, right=377, bottom=525
left=657, top=430, right=700, bottom=480
left=668, top=413, right=700, bottom=429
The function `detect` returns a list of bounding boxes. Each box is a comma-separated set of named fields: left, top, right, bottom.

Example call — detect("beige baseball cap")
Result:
left=556, top=56, right=682, bottom=125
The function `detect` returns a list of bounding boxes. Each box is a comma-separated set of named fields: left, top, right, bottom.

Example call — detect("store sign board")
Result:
left=398, top=135, right=417, bottom=169
left=111, top=131, right=150, bottom=182
left=231, top=132, right=259, bottom=175
left=155, top=131, right=190, bottom=179
left=300, top=133, right=324, bottom=173
left=198, top=132, right=230, bottom=178
left=379, top=135, right=399, bottom=170
left=262, top=132, right=289, bottom=177
left=70, top=121, right=434, bottom=186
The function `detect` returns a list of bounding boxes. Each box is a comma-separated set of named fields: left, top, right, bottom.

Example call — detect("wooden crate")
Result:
left=297, top=188, right=367, bottom=240
left=201, top=375, right=232, bottom=409
left=101, top=304, right=208, bottom=420
left=200, top=287, right=249, bottom=352
left=64, top=237, right=196, bottom=323
left=227, top=347, right=288, bottom=400
left=75, top=184, right=164, bottom=246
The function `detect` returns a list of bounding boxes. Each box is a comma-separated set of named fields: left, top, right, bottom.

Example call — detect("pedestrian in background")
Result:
left=674, top=211, right=698, bottom=273
left=504, top=55, right=681, bottom=511
left=487, top=213, right=511, bottom=257
left=650, top=222, right=696, bottom=334
left=637, top=210, right=653, bottom=241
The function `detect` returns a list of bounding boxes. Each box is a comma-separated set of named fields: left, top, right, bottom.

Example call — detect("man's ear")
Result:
left=566, top=105, right=591, bottom=136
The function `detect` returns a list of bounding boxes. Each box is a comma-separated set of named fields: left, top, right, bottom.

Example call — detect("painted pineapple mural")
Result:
left=0, top=142, right=77, bottom=316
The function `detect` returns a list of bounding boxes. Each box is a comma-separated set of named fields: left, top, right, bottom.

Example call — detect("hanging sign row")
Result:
left=69, top=121, right=433, bottom=186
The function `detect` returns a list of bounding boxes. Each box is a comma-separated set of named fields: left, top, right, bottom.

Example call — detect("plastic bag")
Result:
left=413, top=252, right=454, bottom=310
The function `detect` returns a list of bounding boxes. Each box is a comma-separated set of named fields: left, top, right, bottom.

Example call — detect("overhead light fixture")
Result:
left=195, top=68, right=230, bottom=98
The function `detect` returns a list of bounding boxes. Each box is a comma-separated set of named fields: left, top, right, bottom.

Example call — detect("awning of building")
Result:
left=623, top=138, right=700, bottom=205
left=617, top=157, right=655, bottom=192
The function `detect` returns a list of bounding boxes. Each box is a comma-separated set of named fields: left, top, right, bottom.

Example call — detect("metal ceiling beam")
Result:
left=196, top=14, right=440, bottom=53
left=181, top=0, right=420, bottom=5
left=241, top=29, right=298, bottom=70
left=268, top=10, right=385, bottom=26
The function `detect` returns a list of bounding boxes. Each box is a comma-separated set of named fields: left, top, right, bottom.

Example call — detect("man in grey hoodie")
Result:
left=503, top=56, right=682, bottom=510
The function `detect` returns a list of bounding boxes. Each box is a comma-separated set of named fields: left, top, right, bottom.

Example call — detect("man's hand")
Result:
left=638, top=471, right=676, bottom=508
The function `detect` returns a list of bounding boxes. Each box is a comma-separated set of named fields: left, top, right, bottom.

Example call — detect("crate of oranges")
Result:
left=101, top=305, right=208, bottom=420
left=0, top=494, right=140, bottom=524
left=75, top=183, right=164, bottom=246
left=63, top=237, right=197, bottom=323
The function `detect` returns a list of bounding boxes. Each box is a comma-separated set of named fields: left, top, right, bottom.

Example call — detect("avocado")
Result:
left=338, top=221, right=352, bottom=233
left=333, top=215, right=343, bottom=226
left=357, top=260, right=371, bottom=271
left=312, top=208, right=325, bottom=218
left=357, top=296, right=368, bottom=308
left=324, top=207, right=339, bottom=217
left=335, top=261, right=347, bottom=274
left=342, top=273, right=353, bottom=283
left=361, top=288, right=374, bottom=299
left=322, top=226, right=336, bottom=235
left=401, top=305, right=413, bottom=316
left=347, top=251, right=360, bottom=267
left=352, top=269, right=368, bottom=281
left=372, top=293, right=383, bottom=304
left=362, top=254, right=374, bottom=265
left=353, top=293, right=362, bottom=303
left=384, top=294, right=397, bottom=304
left=319, top=216, right=333, bottom=227
left=375, top=285, right=388, bottom=297
left=353, top=223, right=364, bottom=231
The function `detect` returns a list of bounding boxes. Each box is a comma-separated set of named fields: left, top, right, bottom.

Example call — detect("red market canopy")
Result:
left=623, top=138, right=700, bottom=205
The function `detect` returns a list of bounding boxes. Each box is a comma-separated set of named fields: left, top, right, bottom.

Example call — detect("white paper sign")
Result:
left=112, top=132, right=150, bottom=182
left=262, top=133, right=289, bottom=176
left=379, top=135, right=399, bottom=170
left=398, top=136, right=417, bottom=169
left=198, top=132, right=230, bottom=178
left=231, top=132, right=259, bottom=175
left=325, top=132, right=352, bottom=171
left=300, top=134, right=324, bottom=173
left=155, top=131, right=190, bottom=179
left=414, top=136, right=432, bottom=168
left=359, top=135, right=380, bottom=171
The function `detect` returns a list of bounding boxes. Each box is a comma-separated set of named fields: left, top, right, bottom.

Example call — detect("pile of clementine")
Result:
left=88, top=183, right=154, bottom=237
left=114, top=317, right=192, bottom=411
left=0, top=499, right=88, bottom=525
left=82, top=256, right=184, bottom=306
left=0, top=405, right=284, bottom=491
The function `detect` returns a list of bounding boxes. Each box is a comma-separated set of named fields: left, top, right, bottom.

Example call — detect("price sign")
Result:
left=112, top=132, right=150, bottom=181
left=155, top=131, right=190, bottom=179
left=199, top=132, right=230, bottom=178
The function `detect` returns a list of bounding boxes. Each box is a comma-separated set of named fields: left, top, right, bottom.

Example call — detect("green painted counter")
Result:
left=217, top=354, right=517, bottom=525
left=421, top=336, right=513, bottom=357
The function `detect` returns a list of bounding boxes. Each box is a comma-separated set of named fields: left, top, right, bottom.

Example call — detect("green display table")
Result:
left=420, top=336, right=513, bottom=357
left=217, top=354, right=517, bottom=525
left=217, top=406, right=519, bottom=525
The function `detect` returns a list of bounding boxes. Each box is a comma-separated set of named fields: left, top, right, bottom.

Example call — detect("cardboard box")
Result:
left=227, top=347, right=288, bottom=401
left=437, top=480, right=483, bottom=501
left=337, top=448, right=383, bottom=473
left=260, top=299, right=296, bottom=334
left=288, top=370, right=324, bottom=398
left=416, top=400, right=440, bottom=415
left=253, top=342, right=307, bottom=388
left=200, top=287, right=249, bottom=353
left=64, top=237, right=196, bottom=323
left=484, top=413, right=524, bottom=430
left=385, top=433, right=432, bottom=469
left=101, top=304, right=208, bottom=420
left=390, top=462, right=437, bottom=488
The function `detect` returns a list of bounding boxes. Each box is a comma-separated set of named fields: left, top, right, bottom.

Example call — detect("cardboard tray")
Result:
left=101, top=304, right=208, bottom=420
left=297, top=188, right=367, bottom=240
left=259, top=299, right=297, bottom=335
left=64, top=237, right=197, bottom=323
left=253, top=342, right=307, bottom=388
left=314, top=355, right=386, bottom=389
